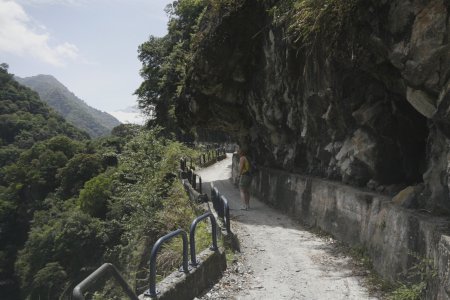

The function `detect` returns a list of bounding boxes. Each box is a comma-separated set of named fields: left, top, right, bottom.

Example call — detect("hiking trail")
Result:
left=196, top=154, right=378, bottom=300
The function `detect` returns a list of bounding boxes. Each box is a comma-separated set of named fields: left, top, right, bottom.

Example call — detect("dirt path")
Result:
left=195, top=154, right=378, bottom=300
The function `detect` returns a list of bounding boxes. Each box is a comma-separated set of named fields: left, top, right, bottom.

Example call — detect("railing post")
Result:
left=189, top=212, right=218, bottom=266
left=198, top=175, right=202, bottom=194
left=220, top=195, right=231, bottom=234
left=211, top=186, right=218, bottom=212
left=216, top=189, right=224, bottom=218
left=145, top=229, right=189, bottom=298
left=187, top=169, right=192, bottom=184
left=192, top=173, right=197, bottom=190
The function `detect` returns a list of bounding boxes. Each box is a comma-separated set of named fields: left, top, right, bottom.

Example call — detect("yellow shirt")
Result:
left=240, top=156, right=250, bottom=174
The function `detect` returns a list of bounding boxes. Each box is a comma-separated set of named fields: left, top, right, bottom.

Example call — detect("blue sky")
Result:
left=0, top=0, right=172, bottom=112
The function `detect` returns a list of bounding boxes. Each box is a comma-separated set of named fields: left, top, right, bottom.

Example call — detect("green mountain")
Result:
left=16, top=75, right=121, bottom=137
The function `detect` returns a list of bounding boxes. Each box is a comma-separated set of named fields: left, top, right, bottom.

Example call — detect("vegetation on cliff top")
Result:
left=136, top=0, right=359, bottom=133
left=136, top=0, right=208, bottom=139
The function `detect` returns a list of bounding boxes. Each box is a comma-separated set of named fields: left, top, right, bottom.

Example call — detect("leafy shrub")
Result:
left=58, top=153, right=104, bottom=198
left=79, top=172, right=114, bottom=218
left=389, top=252, right=437, bottom=300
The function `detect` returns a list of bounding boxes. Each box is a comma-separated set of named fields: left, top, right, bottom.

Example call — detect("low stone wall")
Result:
left=182, top=178, right=207, bottom=203
left=139, top=248, right=226, bottom=300
left=232, top=155, right=450, bottom=299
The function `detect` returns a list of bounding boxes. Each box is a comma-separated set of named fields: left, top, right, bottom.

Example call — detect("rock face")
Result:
left=183, top=0, right=450, bottom=212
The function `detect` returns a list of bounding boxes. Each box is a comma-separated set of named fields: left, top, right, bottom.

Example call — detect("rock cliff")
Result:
left=182, top=0, right=450, bottom=212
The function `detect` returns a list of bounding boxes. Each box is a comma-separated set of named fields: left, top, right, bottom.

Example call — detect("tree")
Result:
left=58, top=153, right=103, bottom=198
left=136, top=0, right=207, bottom=137
left=15, top=207, right=106, bottom=298
left=78, top=172, right=113, bottom=218
left=31, top=262, right=67, bottom=299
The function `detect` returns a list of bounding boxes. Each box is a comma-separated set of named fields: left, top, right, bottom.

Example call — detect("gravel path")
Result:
left=195, top=154, right=378, bottom=300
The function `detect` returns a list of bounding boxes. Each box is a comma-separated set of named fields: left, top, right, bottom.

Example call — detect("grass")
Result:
left=345, top=245, right=395, bottom=297
left=387, top=252, right=437, bottom=300
left=268, top=0, right=359, bottom=53
left=156, top=218, right=219, bottom=281
left=225, top=249, right=237, bottom=266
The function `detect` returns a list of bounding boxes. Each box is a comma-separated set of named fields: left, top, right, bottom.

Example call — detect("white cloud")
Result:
left=16, top=0, right=85, bottom=6
left=108, top=110, right=147, bottom=125
left=0, top=0, right=79, bottom=66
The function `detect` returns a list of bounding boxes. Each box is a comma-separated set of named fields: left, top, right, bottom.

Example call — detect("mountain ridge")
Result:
left=16, top=74, right=121, bottom=137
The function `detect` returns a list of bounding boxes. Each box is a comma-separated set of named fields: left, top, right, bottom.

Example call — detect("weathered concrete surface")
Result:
left=231, top=154, right=450, bottom=299
left=139, top=248, right=226, bottom=300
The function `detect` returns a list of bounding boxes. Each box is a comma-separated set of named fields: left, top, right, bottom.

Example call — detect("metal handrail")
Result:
left=192, top=173, right=197, bottom=190
left=220, top=195, right=231, bottom=234
left=189, top=212, right=218, bottom=266
left=197, top=175, right=202, bottom=194
left=72, top=263, right=138, bottom=300
left=211, top=187, right=219, bottom=214
left=187, top=169, right=193, bottom=184
left=145, top=229, right=190, bottom=298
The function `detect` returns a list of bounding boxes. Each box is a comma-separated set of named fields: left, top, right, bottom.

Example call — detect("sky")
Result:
left=0, top=0, right=173, bottom=116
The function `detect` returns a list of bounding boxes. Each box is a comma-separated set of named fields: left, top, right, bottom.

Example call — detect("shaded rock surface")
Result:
left=182, top=0, right=450, bottom=212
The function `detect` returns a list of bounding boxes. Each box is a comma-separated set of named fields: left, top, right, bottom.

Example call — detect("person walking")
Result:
left=238, top=149, right=251, bottom=210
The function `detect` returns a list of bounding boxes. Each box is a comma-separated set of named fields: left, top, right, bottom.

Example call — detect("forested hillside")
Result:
left=16, top=75, right=121, bottom=138
left=0, top=63, right=90, bottom=297
left=0, top=64, right=203, bottom=299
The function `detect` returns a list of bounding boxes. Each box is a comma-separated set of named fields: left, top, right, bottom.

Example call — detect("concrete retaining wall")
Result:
left=139, top=248, right=226, bottom=300
left=232, top=155, right=450, bottom=299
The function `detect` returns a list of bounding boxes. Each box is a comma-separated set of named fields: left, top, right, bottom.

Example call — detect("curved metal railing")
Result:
left=181, top=148, right=226, bottom=171
left=73, top=149, right=228, bottom=299
left=189, top=212, right=218, bottom=266
left=210, top=185, right=231, bottom=234
left=211, top=186, right=220, bottom=216
left=72, top=263, right=138, bottom=300
left=220, top=195, right=231, bottom=234
left=145, top=229, right=190, bottom=298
